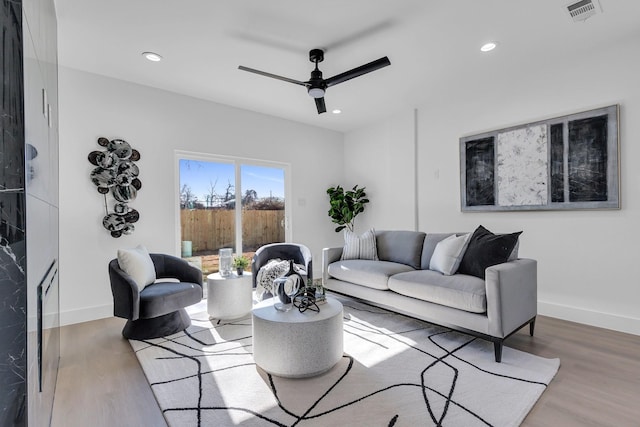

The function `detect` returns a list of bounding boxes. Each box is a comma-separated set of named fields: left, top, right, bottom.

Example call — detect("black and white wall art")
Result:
left=460, top=105, right=619, bottom=211
left=88, top=137, right=142, bottom=237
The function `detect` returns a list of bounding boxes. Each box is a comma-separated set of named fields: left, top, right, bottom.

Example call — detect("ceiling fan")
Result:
left=238, top=49, right=391, bottom=114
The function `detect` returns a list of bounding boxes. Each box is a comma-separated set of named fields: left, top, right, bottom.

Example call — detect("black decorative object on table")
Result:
left=293, top=293, right=320, bottom=313
left=88, top=137, right=142, bottom=237
left=274, top=260, right=304, bottom=312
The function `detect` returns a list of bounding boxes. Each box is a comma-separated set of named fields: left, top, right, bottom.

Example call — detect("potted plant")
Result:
left=326, top=184, right=370, bottom=232
left=233, top=255, right=250, bottom=276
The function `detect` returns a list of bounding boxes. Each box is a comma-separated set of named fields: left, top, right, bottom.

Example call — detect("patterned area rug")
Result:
left=130, top=295, right=559, bottom=426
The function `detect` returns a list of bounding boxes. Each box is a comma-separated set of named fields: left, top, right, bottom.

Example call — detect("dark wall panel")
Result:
left=465, top=137, right=495, bottom=206
left=0, top=0, right=27, bottom=425
left=550, top=123, right=564, bottom=203
left=568, top=115, right=608, bottom=202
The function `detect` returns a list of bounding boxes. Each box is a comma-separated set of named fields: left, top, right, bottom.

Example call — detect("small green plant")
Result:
left=233, top=255, right=250, bottom=269
left=326, top=185, right=370, bottom=233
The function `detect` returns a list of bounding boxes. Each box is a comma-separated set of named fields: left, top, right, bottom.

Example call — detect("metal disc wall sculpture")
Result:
left=88, top=137, right=142, bottom=237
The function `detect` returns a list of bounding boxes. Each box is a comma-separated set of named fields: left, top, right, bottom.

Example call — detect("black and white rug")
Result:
left=130, top=295, right=559, bottom=426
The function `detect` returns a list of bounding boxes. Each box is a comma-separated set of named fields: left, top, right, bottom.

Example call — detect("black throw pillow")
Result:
left=457, top=225, right=522, bottom=279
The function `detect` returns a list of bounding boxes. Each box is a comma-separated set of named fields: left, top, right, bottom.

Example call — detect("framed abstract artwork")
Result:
left=460, top=105, right=619, bottom=212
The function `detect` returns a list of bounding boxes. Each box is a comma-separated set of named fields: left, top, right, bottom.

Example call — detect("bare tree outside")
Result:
left=204, top=179, right=219, bottom=209
left=242, top=189, right=258, bottom=206
left=180, top=184, right=197, bottom=209
left=223, top=180, right=234, bottom=204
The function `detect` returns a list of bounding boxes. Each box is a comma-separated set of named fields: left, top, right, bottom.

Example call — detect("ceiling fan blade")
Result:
left=325, top=56, right=391, bottom=88
left=238, top=66, right=307, bottom=86
left=315, top=97, right=327, bottom=114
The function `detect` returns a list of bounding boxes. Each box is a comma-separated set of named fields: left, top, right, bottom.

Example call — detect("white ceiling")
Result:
left=54, top=0, right=640, bottom=132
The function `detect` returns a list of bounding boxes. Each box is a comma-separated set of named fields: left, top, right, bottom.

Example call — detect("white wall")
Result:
left=345, top=37, right=640, bottom=335
left=344, top=109, right=417, bottom=232
left=58, top=67, right=344, bottom=325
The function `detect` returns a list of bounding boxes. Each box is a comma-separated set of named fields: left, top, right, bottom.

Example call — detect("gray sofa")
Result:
left=322, top=230, right=537, bottom=362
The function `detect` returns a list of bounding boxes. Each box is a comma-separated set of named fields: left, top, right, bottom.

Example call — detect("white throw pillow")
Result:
left=508, top=240, right=520, bottom=261
left=117, top=245, right=156, bottom=291
left=429, top=234, right=471, bottom=275
left=341, top=228, right=379, bottom=261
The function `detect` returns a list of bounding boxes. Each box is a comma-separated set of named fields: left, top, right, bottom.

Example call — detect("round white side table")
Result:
left=207, top=272, right=253, bottom=319
left=252, top=296, right=343, bottom=378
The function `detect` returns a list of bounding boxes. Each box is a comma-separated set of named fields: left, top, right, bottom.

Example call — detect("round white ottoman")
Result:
left=252, top=296, right=343, bottom=378
left=207, top=272, right=253, bottom=319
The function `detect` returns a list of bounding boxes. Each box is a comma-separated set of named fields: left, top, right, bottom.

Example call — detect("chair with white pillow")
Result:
left=109, top=246, right=203, bottom=340
left=251, top=243, right=313, bottom=298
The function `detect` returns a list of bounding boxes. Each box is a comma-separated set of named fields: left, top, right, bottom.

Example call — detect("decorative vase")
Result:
left=219, top=248, right=233, bottom=277
left=274, top=260, right=303, bottom=312
left=181, top=241, right=192, bottom=257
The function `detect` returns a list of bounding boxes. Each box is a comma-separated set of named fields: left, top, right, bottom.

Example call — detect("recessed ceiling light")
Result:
left=142, top=52, right=163, bottom=62
left=480, top=42, right=498, bottom=52
left=332, top=109, right=342, bottom=114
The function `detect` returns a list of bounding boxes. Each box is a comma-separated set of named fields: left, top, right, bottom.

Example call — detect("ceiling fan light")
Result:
left=308, top=87, right=325, bottom=98
left=480, top=42, right=497, bottom=52
left=142, top=51, right=163, bottom=62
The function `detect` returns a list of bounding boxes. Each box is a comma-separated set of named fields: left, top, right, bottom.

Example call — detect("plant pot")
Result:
left=236, top=267, right=244, bottom=276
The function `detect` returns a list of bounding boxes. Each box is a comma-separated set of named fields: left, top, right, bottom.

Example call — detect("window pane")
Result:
left=240, top=164, right=285, bottom=262
left=179, top=159, right=235, bottom=276
left=178, top=158, right=288, bottom=280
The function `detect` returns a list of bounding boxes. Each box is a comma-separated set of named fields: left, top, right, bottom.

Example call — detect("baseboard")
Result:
left=538, top=301, right=640, bottom=336
left=60, top=303, right=113, bottom=326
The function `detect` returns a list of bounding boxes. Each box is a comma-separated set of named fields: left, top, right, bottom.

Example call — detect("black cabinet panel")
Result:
left=0, top=0, right=24, bottom=192
left=0, top=1, right=27, bottom=425
left=1, top=0, right=59, bottom=425
left=0, top=224, right=26, bottom=427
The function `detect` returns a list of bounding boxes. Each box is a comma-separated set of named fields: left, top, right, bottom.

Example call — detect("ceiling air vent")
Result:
left=565, top=0, right=602, bottom=22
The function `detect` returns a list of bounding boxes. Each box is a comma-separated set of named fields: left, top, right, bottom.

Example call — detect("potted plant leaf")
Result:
left=326, top=184, right=369, bottom=233
left=233, top=255, right=250, bottom=276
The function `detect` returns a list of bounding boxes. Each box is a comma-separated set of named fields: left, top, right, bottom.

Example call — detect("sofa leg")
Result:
left=493, top=341, right=503, bottom=363
left=529, top=318, right=536, bottom=336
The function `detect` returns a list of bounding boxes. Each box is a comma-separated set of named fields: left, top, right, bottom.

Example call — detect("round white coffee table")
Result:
left=207, top=272, right=253, bottom=319
left=252, top=296, right=343, bottom=378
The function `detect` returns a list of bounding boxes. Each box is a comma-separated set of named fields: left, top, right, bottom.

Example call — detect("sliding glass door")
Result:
left=177, top=153, right=289, bottom=276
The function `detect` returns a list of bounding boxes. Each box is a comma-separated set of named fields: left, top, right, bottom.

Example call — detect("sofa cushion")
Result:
left=458, top=225, right=522, bottom=279
left=375, top=230, right=426, bottom=269
left=328, top=260, right=415, bottom=290
left=138, top=281, right=202, bottom=319
left=388, top=270, right=487, bottom=313
left=341, top=228, right=379, bottom=261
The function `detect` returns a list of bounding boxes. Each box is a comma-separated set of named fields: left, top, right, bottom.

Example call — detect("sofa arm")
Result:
left=322, top=247, right=343, bottom=286
left=485, top=258, right=537, bottom=338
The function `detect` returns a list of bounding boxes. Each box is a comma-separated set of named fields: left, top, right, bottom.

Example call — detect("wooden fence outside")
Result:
left=181, top=209, right=285, bottom=253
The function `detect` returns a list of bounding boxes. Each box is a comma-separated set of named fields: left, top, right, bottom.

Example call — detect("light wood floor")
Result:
left=51, top=311, right=640, bottom=427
